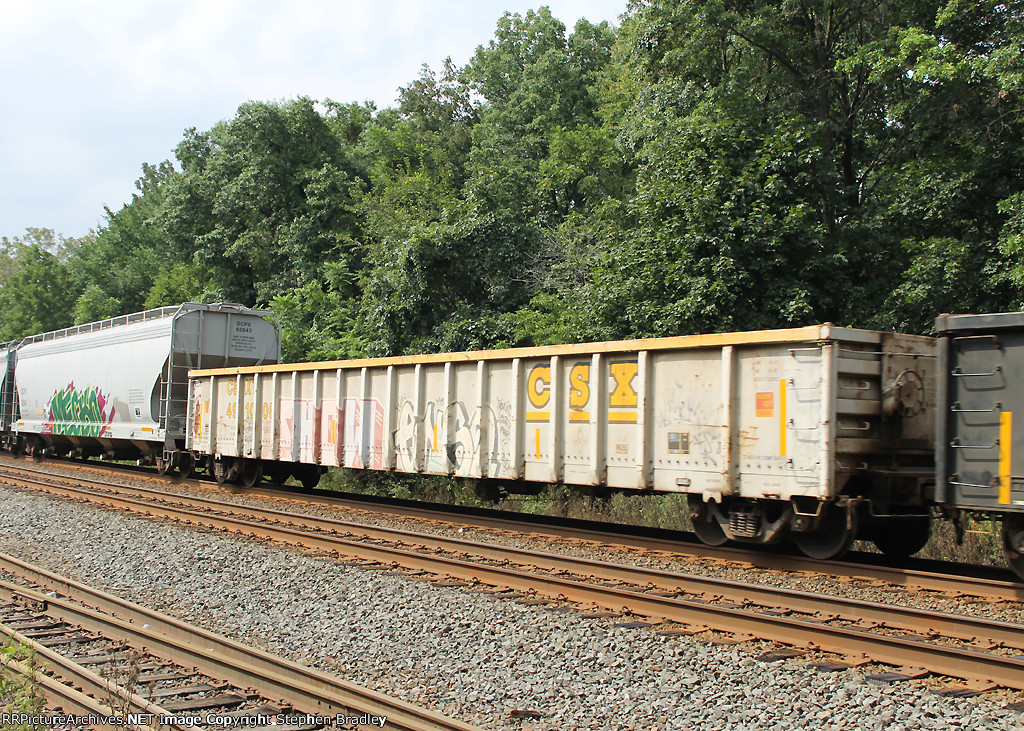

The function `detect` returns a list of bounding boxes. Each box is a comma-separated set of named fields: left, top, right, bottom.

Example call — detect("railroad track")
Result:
left=2, top=462, right=1024, bottom=693
left=0, top=551, right=480, bottom=731
left=249, top=485, right=1024, bottom=603
left=10, top=454, right=1022, bottom=604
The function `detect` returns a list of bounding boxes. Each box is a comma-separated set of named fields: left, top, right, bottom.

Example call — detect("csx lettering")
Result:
left=528, top=364, right=592, bottom=409
left=570, top=364, right=590, bottom=408
left=528, top=366, right=551, bottom=408
left=526, top=363, right=636, bottom=411
left=610, top=362, right=639, bottom=407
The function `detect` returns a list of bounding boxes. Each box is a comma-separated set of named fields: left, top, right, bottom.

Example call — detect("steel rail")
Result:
left=302, top=493, right=1024, bottom=602
left=18, top=472, right=1024, bottom=651
left=0, top=554, right=480, bottom=731
left=5, top=473, right=1024, bottom=689
left=0, top=620, right=172, bottom=729
left=4, top=457, right=1019, bottom=603
left=0, top=655, right=141, bottom=726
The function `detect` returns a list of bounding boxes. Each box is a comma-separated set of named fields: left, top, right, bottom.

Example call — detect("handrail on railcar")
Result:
left=0, top=302, right=276, bottom=350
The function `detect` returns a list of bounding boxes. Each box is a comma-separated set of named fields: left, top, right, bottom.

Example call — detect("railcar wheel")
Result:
left=212, top=457, right=234, bottom=485
left=178, top=453, right=194, bottom=479
left=242, top=465, right=262, bottom=488
left=793, top=502, right=857, bottom=560
left=156, top=456, right=173, bottom=476
left=691, top=517, right=729, bottom=546
left=687, top=495, right=729, bottom=546
left=872, top=518, right=931, bottom=558
left=1002, top=514, right=1024, bottom=582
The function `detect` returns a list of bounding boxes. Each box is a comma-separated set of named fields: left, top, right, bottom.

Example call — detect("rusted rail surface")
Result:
left=323, top=496, right=1024, bottom=601
left=285, top=489, right=1024, bottom=602
left=0, top=615, right=173, bottom=729
left=15, top=470, right=1024, bottom=650
left=5, top=455, right=1021, bottom=603
left=4, top=466, right=1024, bottom=690
left=0, top=552, right=481, bottom=731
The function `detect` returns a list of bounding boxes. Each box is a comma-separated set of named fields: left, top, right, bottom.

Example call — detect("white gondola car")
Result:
left=187, top=324, right=937, bottom=556
left=8, top=303, right=279, bottom=472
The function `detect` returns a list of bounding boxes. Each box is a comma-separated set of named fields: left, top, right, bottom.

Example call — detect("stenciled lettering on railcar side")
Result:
left=527, top=366, right=551, bottom=410
left=525, top=361, right=639, bottom=424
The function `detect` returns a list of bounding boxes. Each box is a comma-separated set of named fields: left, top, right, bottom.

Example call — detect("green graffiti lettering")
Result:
left=45, top=383, right=116, bottom=437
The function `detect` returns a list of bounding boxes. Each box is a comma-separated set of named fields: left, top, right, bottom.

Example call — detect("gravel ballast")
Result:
left=14, top=457, right=1022, bottom=624
left=0, top=483, right=1022, bottom=730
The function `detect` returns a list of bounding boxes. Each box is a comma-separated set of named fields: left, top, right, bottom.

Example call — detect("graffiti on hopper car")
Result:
left=42, top=383, right=116, bottom=437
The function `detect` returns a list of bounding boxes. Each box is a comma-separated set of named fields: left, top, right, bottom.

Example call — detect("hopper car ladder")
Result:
left=157, top=311, right=206, bottom=438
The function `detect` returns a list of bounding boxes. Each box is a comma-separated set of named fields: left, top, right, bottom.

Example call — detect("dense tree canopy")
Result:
left=2, top=2, right=1022, bottom=357
left=0, top=229, right=80, bottom=340
left=596, top=0, right=1024, bottom=336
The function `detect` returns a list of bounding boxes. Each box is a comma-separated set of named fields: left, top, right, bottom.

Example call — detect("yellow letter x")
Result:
left=609, top=362, right=638, bottom=407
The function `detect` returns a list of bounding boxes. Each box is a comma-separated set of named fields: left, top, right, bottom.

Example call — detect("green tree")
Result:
left=12, top=2, right=1020, bottom=363
left=69, top=161, right=179, bottom=315
left=159, top=98, right=367, bottom=305
left=143, top=262, right=213, bottom=309
left=355, top=54, right=530, bottom=355
left=0, top=240, right=76, bottom=339
left=270, top=261, right=362, bottom=361
left=73, top=284, right=122, bottom=324
left=392, top=59, right=478, bottom=188
left=357, top=203, right=537, bottom=355
left=463, top=8, right=616, bottom=223
left=596, top=0, right=1024, bottom=337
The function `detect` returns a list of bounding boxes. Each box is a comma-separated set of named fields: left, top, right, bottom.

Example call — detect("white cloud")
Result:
left=255, top=1, right=376, bottom=64
left=0, top=0, right=628, bottom=238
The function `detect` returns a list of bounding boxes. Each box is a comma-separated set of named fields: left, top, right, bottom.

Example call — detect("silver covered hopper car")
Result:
left=6, top=303, right=279, bottom=472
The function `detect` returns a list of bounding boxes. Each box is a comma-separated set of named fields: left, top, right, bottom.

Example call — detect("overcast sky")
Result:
left=0, top=1, right=627, bottom=242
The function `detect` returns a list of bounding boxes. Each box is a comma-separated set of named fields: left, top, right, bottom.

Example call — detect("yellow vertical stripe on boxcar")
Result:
left=779, top=378, right=787, bottom=457
left=535, top=428, right=541, bottom=459
left=1000, top=410, right=1013, bottom=505
left=433, top=423, right=438, bottom=452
